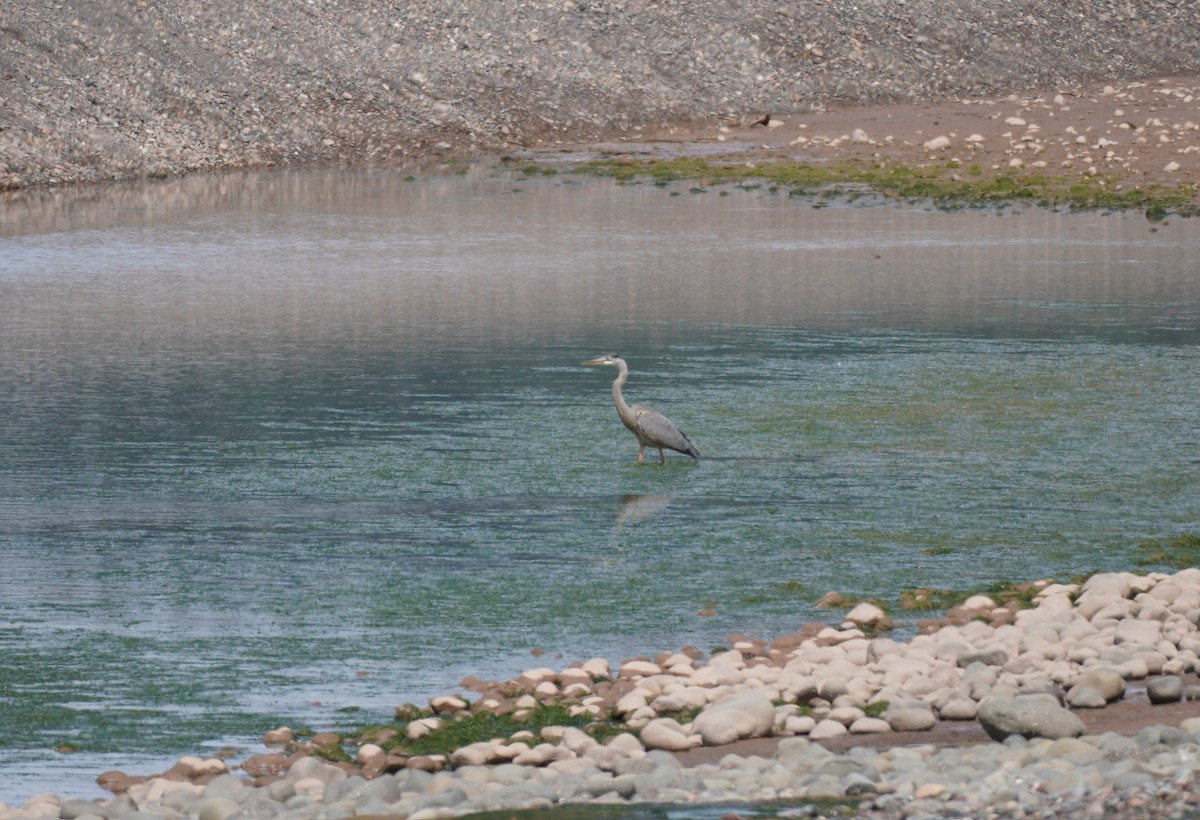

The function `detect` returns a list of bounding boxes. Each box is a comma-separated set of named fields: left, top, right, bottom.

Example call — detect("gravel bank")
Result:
left=3, top=1, right=1200, bottom=188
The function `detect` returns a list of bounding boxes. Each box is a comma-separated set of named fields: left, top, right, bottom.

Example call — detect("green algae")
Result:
left=548, top=156, right=1200, bottom=216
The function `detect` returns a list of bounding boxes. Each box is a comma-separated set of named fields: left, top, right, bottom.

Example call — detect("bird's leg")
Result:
left=658, top=449, right=665, bottom=464
left=637, top=446, right=645, bottom=465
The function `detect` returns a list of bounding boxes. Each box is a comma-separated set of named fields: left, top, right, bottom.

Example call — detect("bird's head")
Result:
left=582, top=353, right=623, bottom=367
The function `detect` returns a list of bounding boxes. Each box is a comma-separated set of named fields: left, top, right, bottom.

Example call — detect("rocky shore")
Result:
left=4, top=1, right=1200, bottom=189
left=7, top=568, right=1200, bottom=818
left=6, top=3, right=1200, bottom=817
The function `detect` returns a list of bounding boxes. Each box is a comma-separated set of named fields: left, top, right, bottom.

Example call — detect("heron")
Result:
left=582, top=353, right=700, bottom=464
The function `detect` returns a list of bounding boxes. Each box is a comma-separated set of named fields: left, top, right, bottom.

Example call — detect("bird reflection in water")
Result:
left=615, top=493, right=674, bottom=527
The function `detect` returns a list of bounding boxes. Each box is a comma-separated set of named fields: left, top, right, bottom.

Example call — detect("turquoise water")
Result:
left=0, top=169, right=1198, bottom=801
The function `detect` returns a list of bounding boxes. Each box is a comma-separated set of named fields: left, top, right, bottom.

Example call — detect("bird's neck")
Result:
left=612, top=366, right=634, bottom=418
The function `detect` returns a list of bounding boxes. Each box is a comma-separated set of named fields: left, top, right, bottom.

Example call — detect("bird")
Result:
left=581, top=353, right=700, bottom=464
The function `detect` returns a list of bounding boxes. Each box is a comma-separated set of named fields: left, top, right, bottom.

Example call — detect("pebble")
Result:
left=1148, top=675, right=1185, bottom=704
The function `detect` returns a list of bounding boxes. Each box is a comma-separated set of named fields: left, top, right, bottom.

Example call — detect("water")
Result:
left=1, top=168, right=1198, bottom=803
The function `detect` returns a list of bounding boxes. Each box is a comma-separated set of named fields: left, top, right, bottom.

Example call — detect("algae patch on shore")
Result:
left=1137, top=533, right=1200, bottom=569
left=533, top=157, right=1200, bottom=217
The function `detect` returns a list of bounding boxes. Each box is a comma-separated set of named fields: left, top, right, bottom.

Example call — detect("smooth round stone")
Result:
left=196, top=797, right=240, bottom=820
left=828, top=705, right=865, bottom=726
left=692, top=691, right=775, bottom=745
left=1071, top=669, right=1126, bottom=702
left=849, top=716, right=892, bottom=734
left=809, top=719, right=849, bottom=739
left=977, top=695, right=1087, bottom=741
left=882, top=701, right=936, bottom=732
left=1066, top=685, right=1108, bottom=708
left=640, top=717, right=701, bottom=751
left=1043, top=737, right=1103, bottom=764
left=1148, top=674, right=1185, bottom=704
left=784, top=714, right=817, bottom=735
left=938, top=696, right=978, bottom=720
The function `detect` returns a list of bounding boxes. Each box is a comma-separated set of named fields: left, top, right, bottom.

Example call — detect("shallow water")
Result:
left=1, top=168, right=1198, bottom=802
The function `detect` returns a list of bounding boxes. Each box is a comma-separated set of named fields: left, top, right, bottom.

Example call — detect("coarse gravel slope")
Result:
left=2, top=0, right=1199, bottom=188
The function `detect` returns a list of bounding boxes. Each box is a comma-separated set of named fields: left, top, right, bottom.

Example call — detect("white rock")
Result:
left=196, top=797, right=240, bottom=820
left=784, top=715, right=817, bottom=735
left=614, top=690, right=649, bottom=716
left=286, top=755, right=347, bottom=783
left=450, top=742, right=496, bottom=767
left=1066, top=685, right=1108, bottom=708
left=661, top=652, right=695, bottom=669
left=494, top=741, right=530, bottom=760
left=692, top=690, right=776, bottom=746
left=828, top=705, right=866, bottom=726
left=1172, top=569, right=1200, bottom=589
left=626, top=705, right=657, bottom=728
left=882, top=699, right=936, bottom=732
left=581, top=658, right=611, bottom=680
left=849, top=716, right=892, bottom=734
left=809, top=719, right=849, bottom=739
left=977, top=694, right=1087, bottom=741
left=559, top=667, right=594, bottom=686
left=561, top=682, right=593, bottom=699
left=640, top=718, right=702, bottom=751
left=619, top=660, right=662, bottom=678
left=842, top=602, right=894, bottom=632
left=603, top=732, right=646, bottom=758
left=558, top=726, right=598, bottom=756
left=938, top=695, right=978, bottom=720
left=691, top=663, right=746, bottom=687
left=923, top=135, right=952, bottom=151
left=851, top=128, right=871, bottom=143
left=879, top=656, right=932, bottom=687
left=1115, top=619, right=1162, bottom=646
left=1165, top=161, right=1182, bottom=172
left=512, top=742, right=563, bottom=766
left=1117, top=657, right=1151, bottom=679
left=519, top=667, right=558, bottom=683
left=356, top=743, right=385, bottom=768
left=709, top=649, right=747, bottom=669
left=430, top=695, right=468, bottom=713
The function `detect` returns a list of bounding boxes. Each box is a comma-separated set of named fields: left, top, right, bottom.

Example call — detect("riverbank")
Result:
left=4, top=1, right=1200, bottom=198
left=8, top=568, right=1200, bottom=818
left=532, top=76, right=1200, bottom=215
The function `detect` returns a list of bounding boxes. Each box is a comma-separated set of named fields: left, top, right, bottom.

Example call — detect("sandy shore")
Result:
left=525, top=75, right=1200, bottom=202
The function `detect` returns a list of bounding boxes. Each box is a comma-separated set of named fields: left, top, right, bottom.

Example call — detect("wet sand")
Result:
left=531, top=76, right=1200, bottom=195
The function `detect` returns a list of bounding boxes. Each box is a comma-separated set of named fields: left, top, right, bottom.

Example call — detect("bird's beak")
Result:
left=581, top=357, right=607, bottom=366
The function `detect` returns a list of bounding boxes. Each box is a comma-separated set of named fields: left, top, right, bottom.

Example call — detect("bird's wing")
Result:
left=631, top=404, right=699, bottom=457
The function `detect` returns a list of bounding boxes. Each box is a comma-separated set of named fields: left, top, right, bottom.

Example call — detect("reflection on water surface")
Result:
left=0, top=168, right=1198, bottom=801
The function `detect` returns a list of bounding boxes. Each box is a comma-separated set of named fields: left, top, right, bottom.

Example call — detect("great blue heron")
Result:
left=582, top=353, right=700, bottom=464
